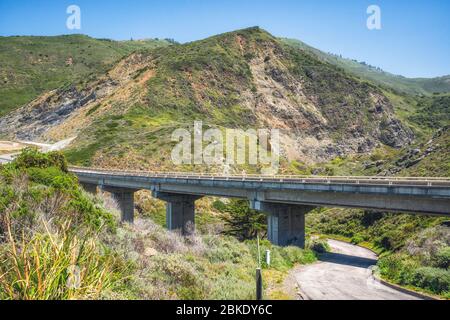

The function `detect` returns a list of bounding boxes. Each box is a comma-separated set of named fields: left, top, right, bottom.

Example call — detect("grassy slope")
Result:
left=0, top=35, right=171, bottom=116
left=65, top=28, right=267, bottom=166
left=65, top=27, right=404, bottom=169
left=281, top=38, right=450, bottom=95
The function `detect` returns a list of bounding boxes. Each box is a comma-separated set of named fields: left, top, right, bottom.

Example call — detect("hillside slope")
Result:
left=0, top=35, right=172, bottom=117
left=0, top=28, right=413, bottom=170
left=281, top=38, right=450, bottom=96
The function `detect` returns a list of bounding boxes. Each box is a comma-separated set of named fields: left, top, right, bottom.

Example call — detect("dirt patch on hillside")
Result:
left=0, top=141, right=26, bottom=155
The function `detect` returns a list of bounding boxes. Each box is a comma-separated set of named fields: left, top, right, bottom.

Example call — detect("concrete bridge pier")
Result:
left=80, top=182, right=98, bottom=194
left=102, top=186, right=136, bottom=223
left=251, top=201, right=315, bottom=248
left=153, top=192, right=202, bottom=235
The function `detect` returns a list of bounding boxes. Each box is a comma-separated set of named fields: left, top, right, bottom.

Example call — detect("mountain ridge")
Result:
left=0, top=27, right=414, bottom=169
left=281, top=38, right=450, bottom=95
left=0, top=34, right=172, bottom=117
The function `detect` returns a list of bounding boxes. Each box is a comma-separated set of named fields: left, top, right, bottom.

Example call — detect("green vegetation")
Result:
left=216, top=199, right=267, bottom=240
left=1, top=28, right=449, bottom=299
left=377, top=225, right=450, bottom=298
left=0, top=148, right=118, bottom=299
left=408, top=94, right=450, bottom=129
left=0, top=35, right=171, bottom=116
left=0, top=150, right=316, bottom=300
left=281, top=38, right=450, bottom=96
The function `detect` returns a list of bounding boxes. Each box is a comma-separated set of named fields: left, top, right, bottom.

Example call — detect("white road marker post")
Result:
left=256, top=234, right=263, bottom=300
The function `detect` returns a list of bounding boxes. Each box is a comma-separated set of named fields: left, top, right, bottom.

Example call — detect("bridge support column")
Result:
left=80, top=182, right=97, bottom=194
left=102, top=186, right=136, bottom=223
left=153, top=192, right=202, bottom=235
left=251, top=201, right=314, bottom=248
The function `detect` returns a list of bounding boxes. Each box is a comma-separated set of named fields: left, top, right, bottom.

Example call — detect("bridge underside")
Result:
left=77, top=172, right=450, bottom=249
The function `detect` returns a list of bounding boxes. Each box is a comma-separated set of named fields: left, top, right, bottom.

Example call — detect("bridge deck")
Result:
left=69, top=166, right=450, bottom=187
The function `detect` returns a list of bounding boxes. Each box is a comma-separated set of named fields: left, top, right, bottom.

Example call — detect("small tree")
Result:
left=221, top=200, right=267, bottom=240
left=14, top=147, right=68, bottom=172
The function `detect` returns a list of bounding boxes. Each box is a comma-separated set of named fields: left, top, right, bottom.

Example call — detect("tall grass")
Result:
left=0, top=214, right=121, bottom=300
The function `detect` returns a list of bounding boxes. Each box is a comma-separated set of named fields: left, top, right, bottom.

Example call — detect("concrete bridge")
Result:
left=70, top=167, right=450, bottom=248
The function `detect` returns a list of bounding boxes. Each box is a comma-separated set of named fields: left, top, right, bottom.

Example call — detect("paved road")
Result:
left=0, top=153, right=16, bottom=164
left=293, top=239, right=421, bottom=300
left=0, top=138, right=76, bottom=164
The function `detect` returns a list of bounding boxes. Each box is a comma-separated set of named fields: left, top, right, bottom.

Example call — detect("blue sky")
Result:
left=1, top=0, right=449, bottom=78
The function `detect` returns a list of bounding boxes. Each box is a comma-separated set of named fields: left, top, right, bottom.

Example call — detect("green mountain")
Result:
left=0, top=27, right=448, bottom=298
left=0, top=27, right=413, bottom=170
left=0, top=34, right=172, bottom=116
left=281, top=38, right=450, bottom=96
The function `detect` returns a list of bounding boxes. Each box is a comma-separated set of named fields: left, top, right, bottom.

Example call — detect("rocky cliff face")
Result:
left=0, top=28, right=414, bottom=168
left=0, top=52, right=155, bottom=140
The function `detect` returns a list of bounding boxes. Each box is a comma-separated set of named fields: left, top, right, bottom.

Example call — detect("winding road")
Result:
left=0, top=138, right=75, bottom=164
left=293, top=239, right=421, bottom=300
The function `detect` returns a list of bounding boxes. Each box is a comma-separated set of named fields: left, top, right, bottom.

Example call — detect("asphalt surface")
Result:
left=293, top=239, right=421, bottom=300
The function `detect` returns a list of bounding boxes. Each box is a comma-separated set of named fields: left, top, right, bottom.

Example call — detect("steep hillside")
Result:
left=0, top=27, right=413, bottom=170
left=281, top=38, right=450, bottom=96
left=0, top=35, right=172, bottom=117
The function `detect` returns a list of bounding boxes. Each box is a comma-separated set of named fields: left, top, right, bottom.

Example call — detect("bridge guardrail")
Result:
left=69, top=166, right=450, bottom=187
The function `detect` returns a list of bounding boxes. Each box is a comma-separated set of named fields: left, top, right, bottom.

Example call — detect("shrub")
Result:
left=377, top=254, right=405, bottom=282
left=378, top=253, right=450, bottom=295
left=27, top=166, right=77, bottom=191
left=212, top=199, right=227, bottom=212
left=14, top=148, right=68, bottom=172
left=351, top=234, right=364, bottom=244
left=245, top=239, right=316, bottom=271
left=410, top=267, right=450, bottom=294
left=307, top=238, right=330, bottom=253
left=0, top=149, right=122, bottom=300
left=432, top=246, right=450, bottom=269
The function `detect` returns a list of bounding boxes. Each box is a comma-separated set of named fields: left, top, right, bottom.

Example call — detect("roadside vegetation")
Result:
left=0, top=149, right=317, bottom=300
left=307, top=208, right=450, bottom=298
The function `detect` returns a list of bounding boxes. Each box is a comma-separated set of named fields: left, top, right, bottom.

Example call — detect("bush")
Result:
left=0, top=220, right=122, bottom=300
left=0, top=149, right=122, bottom=300
left=27, top=166, right=77, bottom=191
left=410, top=267, right=450, bottom=294
left=351, top=234, right=364, bottom=244
left=378, top=253, right=450, bottom=296
left=245, top=239, right=316, bottom=271
left=432, top=246, right=450, bottom=269
left=307, top=238, right=330, bottom=253
left=152, top=254, right=206, bottom=299
left=14, top=148, right=68, bottom=172
left=212, top=199, right=227, bottom=211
